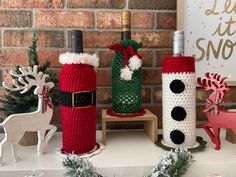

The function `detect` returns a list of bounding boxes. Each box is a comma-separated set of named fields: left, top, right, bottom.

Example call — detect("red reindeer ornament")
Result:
left=197, top=73, right=236, bottom=150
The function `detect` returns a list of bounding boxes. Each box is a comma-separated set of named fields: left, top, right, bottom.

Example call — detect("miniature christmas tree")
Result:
left=0, top=33, right=59, bottom=116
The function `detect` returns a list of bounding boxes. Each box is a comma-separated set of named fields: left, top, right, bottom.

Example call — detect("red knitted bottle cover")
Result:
left=162, top=56, right=195, bottom=74
left=59, top=53, right=99, bottom=155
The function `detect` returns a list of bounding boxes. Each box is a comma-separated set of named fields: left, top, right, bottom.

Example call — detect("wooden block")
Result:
left=19, top=131, right=38, bottom=146
left=102, top=109, right=158, bottom=145
left=226, top=129, right=236, bottom=144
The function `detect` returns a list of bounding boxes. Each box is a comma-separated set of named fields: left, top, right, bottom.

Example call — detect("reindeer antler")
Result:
left=197, top=72, right=229, bottom=102
left=197, top=73, right=228, bottom=91
left=3, top=65, right=54, bottom=95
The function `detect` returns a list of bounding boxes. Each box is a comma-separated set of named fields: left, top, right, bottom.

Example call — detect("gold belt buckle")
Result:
left=72, top=91, right=94, bottom=108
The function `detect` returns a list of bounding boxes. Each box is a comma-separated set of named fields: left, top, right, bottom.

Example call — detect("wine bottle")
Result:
left=71, top=30, right=83, bottom=53
left=108, top=11, right=144, bottom=116
left=162, top=30, right=198, bottom=148
left=59, top=29, right=99, bottom=154
left=121, top=11, right=131, bottom=40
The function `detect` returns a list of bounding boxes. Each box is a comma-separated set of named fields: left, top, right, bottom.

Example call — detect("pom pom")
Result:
left=129, top=55, right=142, bottom=71
left=120, top=66, right=133, bottom=81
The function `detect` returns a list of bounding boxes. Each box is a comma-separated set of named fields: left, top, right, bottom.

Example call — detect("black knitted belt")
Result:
left=60, top=90, right=96, bottom=108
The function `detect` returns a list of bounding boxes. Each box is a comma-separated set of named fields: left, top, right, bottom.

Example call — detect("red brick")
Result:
left=2, top=0, right=63, bottom=8
left=156, top=13, right=176, bottom=29
left=156, top=50, right=172, bottom=66
left=131, top=12, right=154, bottom=29
left=97, top=69, right=111, bottom=86
left=196, top=88, right=209, bottom=103
left=2, top=70, right=12, bottom=87
left=0, top=30, right=2, bottom=47
left=99, top=51, right=113, bottom=67
left=3, top=30, right=64, bottom=48
left=0, top=88, right=7, bottom=119
left=0, top=11, right=31, bottom=27
left=35, top=11, right=94, bottom=28
left=143, top=69, right=161, bottom=85
left=68, top=31, right=120, bottom=48
left=84, top=32, right=120, bottom=48
left=97, top=87, right=112, bottom=104
left=0, top=50, right=28, bottom=67
left=132, top=31, right=173, bottom=48
left=38, top=50, right=65, bottom=67
left=224, top=87, right=236, bottom=102
left=68, top=0, right=125, bottom=9
left=0, top=49, right=64, bottom=67
left=97, top=12, right=154, bottom=29
left=153, top=87, right=162, bottom=103
left=0, top=87, right=7, bottom=100
left=142, top=87, right=151, bottom=103
left=128, top=0, right=176, bottom=10
left=140, top=50, right=153, bottom=67
left=196, top=105, right=207, bottom=121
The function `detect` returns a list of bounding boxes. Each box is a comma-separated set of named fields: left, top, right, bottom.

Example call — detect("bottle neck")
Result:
left=121, top=11, right=131, bottom=41
left=72, top=44, right=83, bottom=53
left=121, top=31, right=131, bottom=40
left=71, top=30, right=83, bottom=53
left=173, top=53, right=184, bottom=57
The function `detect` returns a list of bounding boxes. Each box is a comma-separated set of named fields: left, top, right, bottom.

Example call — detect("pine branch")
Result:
left=145, top=149, right=193, bottom=177
left=28, top=33, right=39, bottom=66
left=166, top=149, right=193, bottom=177
left=63, top=154, right=103, bottom=177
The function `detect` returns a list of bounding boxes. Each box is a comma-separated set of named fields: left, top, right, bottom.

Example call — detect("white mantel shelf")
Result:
left=0, top=129, right=236, bottom=177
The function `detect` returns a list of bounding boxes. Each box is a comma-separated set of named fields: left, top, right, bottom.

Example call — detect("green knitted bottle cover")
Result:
left=109, top=40, right=143, bottom=115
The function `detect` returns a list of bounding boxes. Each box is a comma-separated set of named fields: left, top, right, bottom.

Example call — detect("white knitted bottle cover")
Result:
left=162, top=56, right=198, bottom=149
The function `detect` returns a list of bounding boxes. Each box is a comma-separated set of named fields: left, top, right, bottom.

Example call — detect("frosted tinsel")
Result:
left=145, top=149, right=193, bottom=177
left=63, top=154, right=103, bottom=177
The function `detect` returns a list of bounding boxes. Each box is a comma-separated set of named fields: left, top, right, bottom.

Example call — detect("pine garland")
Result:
left=145, top=149, right=193, bottom=177
left=0, top=33, right=59, bottom=117
left=62, top=150, right=192, bottom=177
left=63, top=154, right=103, bottom=177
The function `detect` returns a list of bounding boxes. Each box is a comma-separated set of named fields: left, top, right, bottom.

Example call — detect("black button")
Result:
left=171, top=106, right=187, bottom=121
left=170, top=130, right=185, bottom=145
left=170, top=79, right=185, bottom=94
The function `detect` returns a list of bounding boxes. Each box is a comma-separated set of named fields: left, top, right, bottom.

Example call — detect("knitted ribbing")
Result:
left=110, top=40, right=143, bottom=115
left=162, top=56, right=198, bottom=148
left=162, top=56, right=195, bottom=74
left=60, top=63, right=96, bottom=154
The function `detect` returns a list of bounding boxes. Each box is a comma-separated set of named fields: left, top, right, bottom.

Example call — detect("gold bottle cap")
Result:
left=121, top=11, right=131, bottom=32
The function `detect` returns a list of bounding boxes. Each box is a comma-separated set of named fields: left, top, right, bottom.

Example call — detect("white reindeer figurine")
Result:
left=0, top=65, right=57, bottom=166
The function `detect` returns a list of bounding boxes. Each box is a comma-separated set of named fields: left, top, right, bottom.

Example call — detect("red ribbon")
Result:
left=204, top=98, right=220, bottom=115
left=204, top=92, right=222, bottom=115
left=109, top=44, right=142, bottom=66
left=42, top=86, right=54, bottom=113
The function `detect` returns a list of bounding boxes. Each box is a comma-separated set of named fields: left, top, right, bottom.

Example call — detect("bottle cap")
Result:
left=71, top=30, right=83, bottom=53
left=173, top=30, right=184, bottom=56
left=121, top=11, right=131, bottom=32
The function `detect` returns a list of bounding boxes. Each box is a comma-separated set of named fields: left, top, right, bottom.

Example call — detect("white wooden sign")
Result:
left=178, top=0, right=236, bottom=85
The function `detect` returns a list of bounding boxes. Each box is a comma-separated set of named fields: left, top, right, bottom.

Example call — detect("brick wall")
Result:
left=1, top=0, right=236, bottom=130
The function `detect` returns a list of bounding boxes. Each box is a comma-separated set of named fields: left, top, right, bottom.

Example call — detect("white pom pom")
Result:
left=129, top=55, right=142, bottom=71
left=120, top=66, right=133, bottom=81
